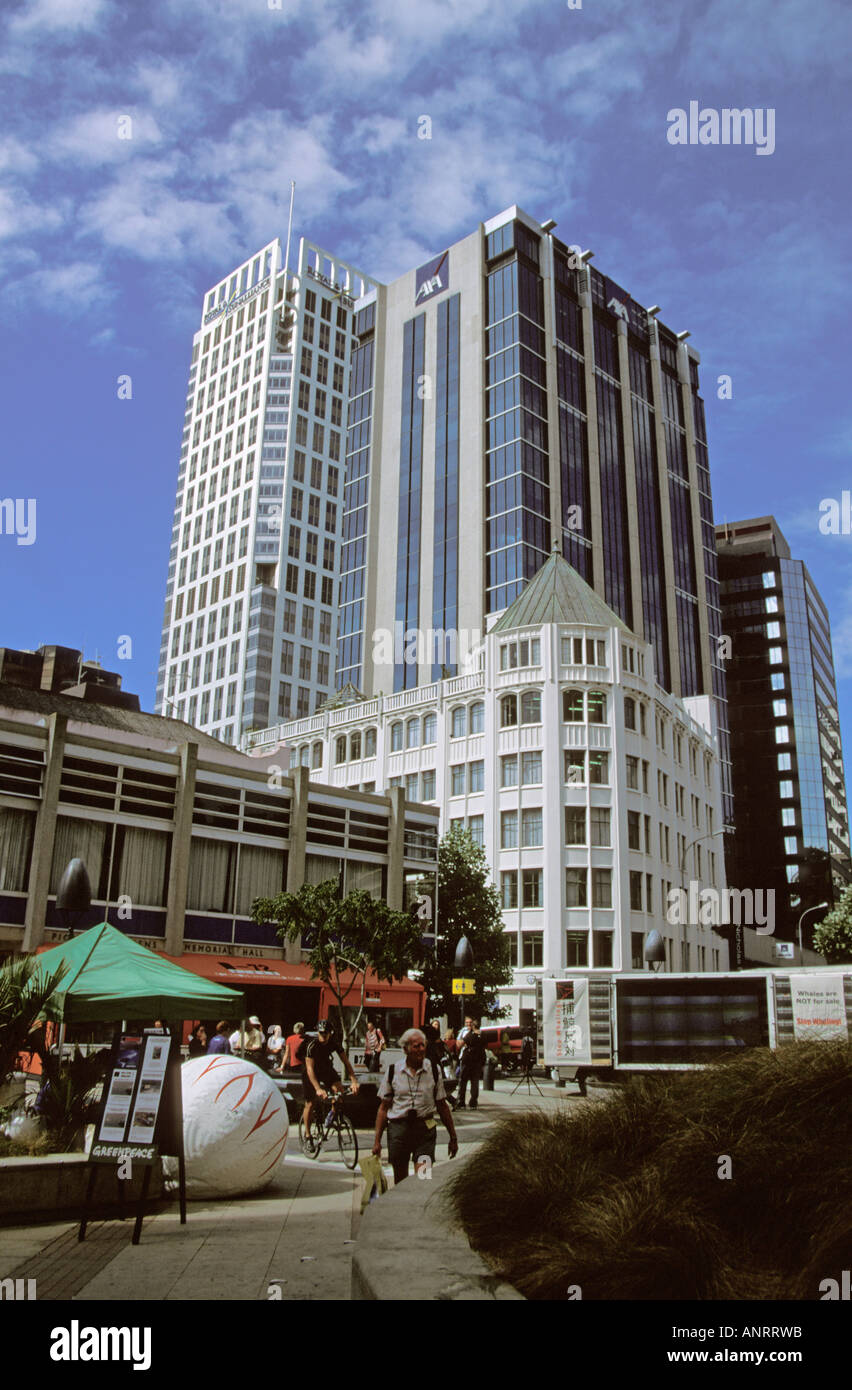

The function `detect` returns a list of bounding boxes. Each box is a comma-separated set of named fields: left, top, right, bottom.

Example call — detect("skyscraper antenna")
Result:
left=283, top=180, right=296, bottom=278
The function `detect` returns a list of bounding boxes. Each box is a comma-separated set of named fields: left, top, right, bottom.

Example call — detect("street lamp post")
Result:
left=797, top=901, right=829, bottom=963
left=678, top=826, right=735, bottom=969
left=453, top=935, right=474, bottom=1035
left=55, top=858, right=92, bottom=939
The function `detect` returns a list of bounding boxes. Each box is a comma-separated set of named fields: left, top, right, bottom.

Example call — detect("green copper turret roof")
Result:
left=491, top=550, right=634, bottom=634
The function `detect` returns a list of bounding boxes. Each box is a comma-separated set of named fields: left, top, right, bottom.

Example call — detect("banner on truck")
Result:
left=790, top=974, right=848, bottom=1043
left=542, top=977, right=592, bottom=1064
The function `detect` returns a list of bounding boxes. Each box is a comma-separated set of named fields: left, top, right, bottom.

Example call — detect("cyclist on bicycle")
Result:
left=302, top=1019, right=359, bottom=1138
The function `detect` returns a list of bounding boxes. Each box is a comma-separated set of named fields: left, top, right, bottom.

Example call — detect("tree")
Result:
left=251, top=880, right=426, bottom=1044
left=0, top=955, right=67, bottom=1087
left=420, top=824, right=512, bottom=1021
left=813, top=886, right=852, bottom=963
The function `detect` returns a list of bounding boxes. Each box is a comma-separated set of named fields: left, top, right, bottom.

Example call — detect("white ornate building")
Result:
left=246, top=553, right=730, bottom=1025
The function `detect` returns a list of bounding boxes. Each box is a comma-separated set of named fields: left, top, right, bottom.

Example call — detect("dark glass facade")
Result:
left=335, top=213, right=730, bottom=796
left=717, top=519, right=851, bottom=942
left=336, top=302, right=375, bottom=687
left=394, top=315, right=426, bottom=691
left=629, top=334, right=670, bottom=689
left=485, top=223, right=550, bottom=614
left=431, top=294, right=461, bottom=680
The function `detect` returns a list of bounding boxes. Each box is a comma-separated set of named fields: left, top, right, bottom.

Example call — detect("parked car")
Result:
left=479, top=1026, right=525, bottom=1071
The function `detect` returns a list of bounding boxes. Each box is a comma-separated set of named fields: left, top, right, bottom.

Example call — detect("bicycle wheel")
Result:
left=336, top=1114, right=359, bottom=1169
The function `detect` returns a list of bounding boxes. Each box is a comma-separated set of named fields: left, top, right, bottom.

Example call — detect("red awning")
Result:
left=164, top=953, right=315, bottom=986
left=162, top=952, right=422, bottom=1001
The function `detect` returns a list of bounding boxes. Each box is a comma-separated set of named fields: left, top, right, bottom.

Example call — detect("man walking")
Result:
left=458, top=1018, right=485, bottom=1110
left=373, top=1029, right=458, bottom=1184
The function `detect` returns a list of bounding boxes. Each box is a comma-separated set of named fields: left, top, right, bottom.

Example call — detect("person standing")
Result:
left=458, top=1019, right=485, bottom=1110
left=424, top=1019, right=445, bottom=1068
left=267, top=1024, right=286, bottom=1069
left=207, top=1021, right=232, bottom=1055
left=284, top=1022, right=305, bottom=1069
left=187, top=1023, right=207, bottom=1057
left=363, top=1016, right=386, bottom=1073
left=373, top=1029, right=458, bottom=1184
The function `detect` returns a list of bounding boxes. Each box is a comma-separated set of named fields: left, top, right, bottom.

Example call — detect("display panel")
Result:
left=616, top=977, right=770, bottom=1064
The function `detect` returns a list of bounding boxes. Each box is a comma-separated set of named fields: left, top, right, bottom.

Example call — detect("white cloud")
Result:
left=679, top=0, right=852, bottom=81
left=79, top=159, right=238, bottom=263
left=0, top=136, right=39, bottom=175
left=5, top=259, right=114, bottom=313
left=50, top=108, right=163, bottom=165
left=8, top=0, right=109, bottom=34
left=0, top=187, right=66, bottom=240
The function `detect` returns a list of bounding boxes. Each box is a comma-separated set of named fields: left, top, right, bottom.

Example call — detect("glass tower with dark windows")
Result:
left=337, top=206, right=731, bottom=822
left=716, top=517, right=851, bottom=943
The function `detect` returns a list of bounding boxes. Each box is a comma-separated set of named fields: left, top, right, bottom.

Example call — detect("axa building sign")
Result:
left=415, top=250, right=449, bottom=305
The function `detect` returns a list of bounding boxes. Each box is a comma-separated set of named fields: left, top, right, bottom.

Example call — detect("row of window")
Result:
left=503, top=928, right=724, bottom=973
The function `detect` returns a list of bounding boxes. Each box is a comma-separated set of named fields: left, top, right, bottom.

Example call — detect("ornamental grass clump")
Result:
left=445, top=1042, right=852, bottom=1300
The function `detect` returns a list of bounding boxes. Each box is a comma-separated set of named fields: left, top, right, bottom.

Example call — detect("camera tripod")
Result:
left=510, top=1060, right=544, bottom=1096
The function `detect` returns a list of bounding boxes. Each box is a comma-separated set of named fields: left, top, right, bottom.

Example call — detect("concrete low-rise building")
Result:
left=246, top=553, right=730, bottom=1025
left=0, top=676, right=438, bottom=1029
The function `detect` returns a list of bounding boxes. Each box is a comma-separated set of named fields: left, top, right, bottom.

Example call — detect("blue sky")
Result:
left=1, top=0, right=850, bottom=757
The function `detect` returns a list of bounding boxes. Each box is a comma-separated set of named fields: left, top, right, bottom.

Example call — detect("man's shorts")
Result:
left=302, top=1071, right=338, bottom=1103
left=387, top=1116, right=437, bottom=1168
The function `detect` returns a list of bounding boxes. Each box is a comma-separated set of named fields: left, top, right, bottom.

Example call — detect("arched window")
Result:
left=311, top=742, right=323, bottom=769
left=350, top=730, right=361, bottom=761
left=406, top=717, right=420, bottom=749
left=300, top=745, right=310, bottom=767
left=451, top=706, right=467, bottom=738
left=390, top=721, right=403, bottom=752
left=588, top=691, right=607, bottom=725
left=470, top=701, right=485, bottom=734
left=500, top=694, right=518, bottom=728
left=563, top=690, right=584, bottom=722
left=521, top=690, right=541, bottom=724
left=364, top=728, right=377, bottom=758
left=422, top=712, right=437, bottom=745
left=624, top=696, right=636, bottom=731
left=334, top=736, right=347, bottom=764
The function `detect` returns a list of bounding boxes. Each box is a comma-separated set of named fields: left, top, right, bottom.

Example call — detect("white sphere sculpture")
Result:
left=177, top=1055, right=289, bottom=1198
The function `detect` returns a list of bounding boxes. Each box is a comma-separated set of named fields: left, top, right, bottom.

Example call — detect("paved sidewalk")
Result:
left=0, top=1078, right=592, bottom=1301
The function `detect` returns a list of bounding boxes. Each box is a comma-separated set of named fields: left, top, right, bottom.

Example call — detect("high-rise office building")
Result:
left=156, top=237, right=376, bottom=740
left=716, top=516, right=851, bottom=942
left=336, top=205, right=731, bottom=823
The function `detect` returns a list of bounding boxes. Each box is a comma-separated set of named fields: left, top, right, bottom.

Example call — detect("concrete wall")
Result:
left=0, top=1154, right=165, bottom=1223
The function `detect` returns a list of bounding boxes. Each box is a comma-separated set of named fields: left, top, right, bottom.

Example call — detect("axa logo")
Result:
left=415, top=250, right=449, bottom=304
left=50, top=1321, right=152, bottom=1371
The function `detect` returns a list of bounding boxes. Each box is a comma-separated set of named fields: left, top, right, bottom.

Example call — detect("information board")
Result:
left=790, top=974, right=848, bottom=1043
left=541, top=977, right=593, bottom=1064
left=90, top=1029, right=169, bottom=1165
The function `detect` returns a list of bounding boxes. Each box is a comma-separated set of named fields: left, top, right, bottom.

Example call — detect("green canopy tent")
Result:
left=32, top=921, right=245, bottom=1023
left=30, top=923, right=246, bottom=1242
